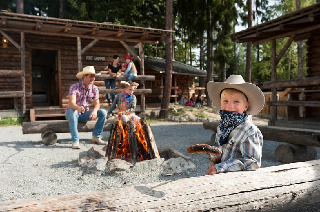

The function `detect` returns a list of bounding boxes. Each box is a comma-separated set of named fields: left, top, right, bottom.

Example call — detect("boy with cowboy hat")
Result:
left=65, top=66, right=108, bottom=149
left=206, top=75, right=265, bottom=175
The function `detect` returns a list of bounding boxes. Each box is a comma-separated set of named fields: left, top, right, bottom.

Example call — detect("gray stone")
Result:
left=86, top=158, right=108, bottom=171
left=131, top=158, right=164, bottom=174
left=161, top=157, right=196, bottom=175
left=179, top=117, right=187, bottom=122
left=106, top=159, right=133, bottom=174
left=87, top=146, right=106, bottom=158
left=158, top=147, right=191, bottom=161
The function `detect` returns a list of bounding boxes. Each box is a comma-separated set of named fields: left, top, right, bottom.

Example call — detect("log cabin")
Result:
left=142, top=57, right=217, bottom=103
left=0, top=10, right=172, bottom=119
left=231, top=3, right=320, bottom=130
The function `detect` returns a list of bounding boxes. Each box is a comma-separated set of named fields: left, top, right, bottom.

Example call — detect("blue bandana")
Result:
left=122, top=92, right=132, bottom=103
left=218, top=110, right=247, bottom=145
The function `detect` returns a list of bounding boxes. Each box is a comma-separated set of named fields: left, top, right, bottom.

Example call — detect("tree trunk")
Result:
left=184, top=29, right=187, bottom=64
left=233, top=22, right=238, bottom=75
left=200, top=33, right=204, bottom=70
left=159, top=0, right=173, bottom=119
left=189, top=32, right=192, bottom=66
left=59, top=0, right=64, bottom=18
left=245, top=0, right=252, bottom=82
left=16, top=0, right=24, bottom=14
left=206, top=7, right=213, bottom=108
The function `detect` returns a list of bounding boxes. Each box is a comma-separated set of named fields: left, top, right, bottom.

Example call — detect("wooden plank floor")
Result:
left=1, top=160, right=320, bottom=211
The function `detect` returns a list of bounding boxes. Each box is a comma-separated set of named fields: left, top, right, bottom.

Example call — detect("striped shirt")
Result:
left=65, top=81, right=99, bottom=114
left=214, top=115, right=263, bottom=173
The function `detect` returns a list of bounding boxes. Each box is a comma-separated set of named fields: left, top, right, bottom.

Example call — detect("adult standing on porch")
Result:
left=65, top=66, right=107, bottom=149
left=104, top=55, right=124, bottom=104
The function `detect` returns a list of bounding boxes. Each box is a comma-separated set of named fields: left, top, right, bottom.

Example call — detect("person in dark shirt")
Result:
left=104, top=55, right=124, bottom=104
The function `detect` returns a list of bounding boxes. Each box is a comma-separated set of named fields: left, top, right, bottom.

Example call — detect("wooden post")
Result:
left=160, top=76, right=164, bottom=98
left=77, top=37, right=82, bottom=72
left=174, top=75, right=177, bottom=103
left=187, top=76, right=190, bottom=99
left=139, top=42, right=145, bottom=112
left=21, top=31, right=26, bottom=114
left=58, top=50, right=62, bottom=107
left=271, top=39, right=277, bottom=126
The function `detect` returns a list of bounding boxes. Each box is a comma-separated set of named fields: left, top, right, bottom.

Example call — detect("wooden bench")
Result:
left=1, top=159, right=320, bottom=211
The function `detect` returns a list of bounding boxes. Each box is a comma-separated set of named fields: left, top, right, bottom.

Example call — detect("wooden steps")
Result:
left=30, top=107, right=65, bottom=122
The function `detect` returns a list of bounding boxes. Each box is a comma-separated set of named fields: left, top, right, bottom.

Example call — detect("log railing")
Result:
left=263, top=76, right=320, bottom=126
left=0, top=70, right=25, bottom=114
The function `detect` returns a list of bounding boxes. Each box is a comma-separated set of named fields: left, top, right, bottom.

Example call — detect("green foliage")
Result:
left=0, top=117, right=28, bottom=126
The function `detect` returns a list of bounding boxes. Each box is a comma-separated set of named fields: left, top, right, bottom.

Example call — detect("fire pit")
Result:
left=105, top=119, right=160, bottom=164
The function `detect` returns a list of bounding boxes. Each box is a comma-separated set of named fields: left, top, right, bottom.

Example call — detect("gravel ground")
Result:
left=1, top=121, right=320, bottom=209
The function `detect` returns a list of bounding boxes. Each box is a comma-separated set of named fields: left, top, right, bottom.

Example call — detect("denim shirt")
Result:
left=124, top=62, right=137, bottom=76
left=214, top=115, right=263, bottom=173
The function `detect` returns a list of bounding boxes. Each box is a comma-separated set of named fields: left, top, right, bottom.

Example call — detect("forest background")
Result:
left=0, top=0, right=318, bottom=86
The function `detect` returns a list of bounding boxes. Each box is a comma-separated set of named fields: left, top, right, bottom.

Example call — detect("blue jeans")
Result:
left=104, top=79, right=116, bottom=103
left=127, top=73, right=137, bottom=82
left=65, top=108, right=107, bottom=142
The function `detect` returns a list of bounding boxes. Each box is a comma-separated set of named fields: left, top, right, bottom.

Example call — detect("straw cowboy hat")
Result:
left=76, top=66, right=101, bottom=79
left=207, top=75, right=265, bottom=115
left=120, top=81, right=139, bottom=88
left=124, top=55, right=133, bottom=60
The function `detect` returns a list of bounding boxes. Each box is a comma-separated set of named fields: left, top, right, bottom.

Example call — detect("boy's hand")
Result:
left=206, top=162, right=217, bottom=175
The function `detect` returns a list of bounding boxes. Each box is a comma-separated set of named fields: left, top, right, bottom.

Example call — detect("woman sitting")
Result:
left=184, top=99, right=194, bottom=106
left=123, top=55, right=138, bottom=82
left=107, top=81, right=140, bottom=122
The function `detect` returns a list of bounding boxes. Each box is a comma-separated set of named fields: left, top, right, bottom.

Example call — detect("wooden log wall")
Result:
left=305, top=31, right=320, bottom=117
left=0, top=32, right=133, bottom=110
left=144, top=68, right=196, bottom=101
left=0, top=34, right=31, bottom=110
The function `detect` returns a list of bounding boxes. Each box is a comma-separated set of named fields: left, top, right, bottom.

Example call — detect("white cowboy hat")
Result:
left=76, top=66, right=101, bottom=79
left=207, top=75, right=265, bottom=115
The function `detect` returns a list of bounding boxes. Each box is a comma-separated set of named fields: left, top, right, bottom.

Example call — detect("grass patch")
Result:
left=196, top=110, right=206, bottom=118
left=0, top=117, right=28, bottom=126
left=168, top=107, right=185, bottom=116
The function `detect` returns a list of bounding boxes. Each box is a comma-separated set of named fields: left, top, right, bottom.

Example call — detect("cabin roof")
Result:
left=231, top=3, right=320, bottom=45
left=145, top=57, right=217, bottom=77
left=0, top=10, right=172, bottom=44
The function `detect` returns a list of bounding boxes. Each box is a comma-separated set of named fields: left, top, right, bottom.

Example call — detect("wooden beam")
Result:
left=0, top=70, right=24, bottom=77
left=139, top=42, right=145, bottom=112
left=63, top=24, right=72, bottom=33
left=99, top=89, right=152, bottom=95
left=1, top=17, right=6, bottom=27
left=2, top=159, right=320, bottom=211
left=77, top=37, right=82, bottom=72
left=2, top=28, right=160, bottom=44
left=203, top=121, right=320, bottom=147
left=294, top=32, right=312, bottom=41
left=263, top=76, right=320, bottom=89
left=253, top=23, right=320, bottom=45
left=21, top=31, right=26, bottom=114
left=22, top=120, right=113, bottom=134
left=81, top=39, right=99, bottom=54
left=116, top=29, right=125, bottom=37
left=95, top=75, right=155, bottom=81
left=90, top=27, right=99, bottom=35
left=119, top=40, right=142, bottom=62
left=0, top=29, right=21, bottom=51
left=267, top=100, right=320, bottom=107
left=35, top=21, right=42, bottom=30
left=256, top=30, right=286, bottom=38
left=275, top=36, right=294, bottom=66
left=271, top=39, right=277, bottom=125
left=0, top=91, right=24, bottom=98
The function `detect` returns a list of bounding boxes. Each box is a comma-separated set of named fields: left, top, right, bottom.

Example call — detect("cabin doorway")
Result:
left=31, top=49, right=59, bottom=107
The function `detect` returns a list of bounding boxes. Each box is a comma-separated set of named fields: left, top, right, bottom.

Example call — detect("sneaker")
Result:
left=91, top=136, right=107, bottom=145
left=72, top=141, right=80, bottom=149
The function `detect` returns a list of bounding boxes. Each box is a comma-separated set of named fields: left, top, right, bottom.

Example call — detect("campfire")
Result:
left=106, top=107, right=160, bottom=164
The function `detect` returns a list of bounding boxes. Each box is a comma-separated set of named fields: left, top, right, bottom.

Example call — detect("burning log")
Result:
left=106, top=119, right=159, bottom=164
